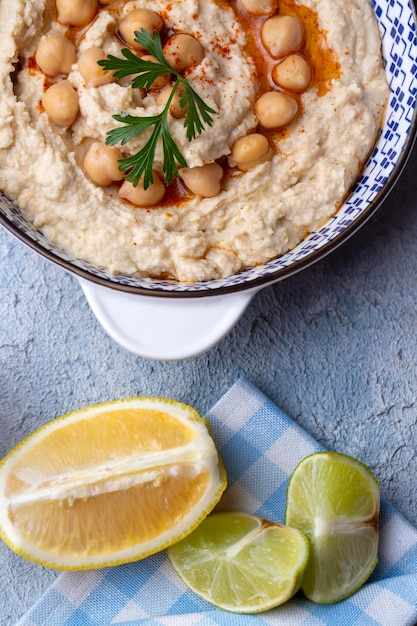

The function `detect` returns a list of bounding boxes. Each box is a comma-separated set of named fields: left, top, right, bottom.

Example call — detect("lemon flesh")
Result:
left=168, top=511, right=309, bottom=613
left=0, top=397, right=226, bottom=569
left=285, top=451, right=380, bottom=603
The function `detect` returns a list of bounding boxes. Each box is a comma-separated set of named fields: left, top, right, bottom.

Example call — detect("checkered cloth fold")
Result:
left=17, top=379, right=417, bottom=626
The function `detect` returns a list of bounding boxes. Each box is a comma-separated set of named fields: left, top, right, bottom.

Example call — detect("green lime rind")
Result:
left=167, top=510, right=310, bottom=614
left=284, top=451, right=380, bottom=604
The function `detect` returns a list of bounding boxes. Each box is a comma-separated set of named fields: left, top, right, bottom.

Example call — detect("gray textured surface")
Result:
left=1, top=142, right=417, bottom=625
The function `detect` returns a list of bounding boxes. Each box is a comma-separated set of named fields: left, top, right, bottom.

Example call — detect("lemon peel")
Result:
left=0, top=397, right=226, bottom=570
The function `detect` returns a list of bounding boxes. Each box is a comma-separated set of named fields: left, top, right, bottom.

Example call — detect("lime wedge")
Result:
left=285, top=451, right=380, bottom=603
left=167, top=510, right=309, bottom=613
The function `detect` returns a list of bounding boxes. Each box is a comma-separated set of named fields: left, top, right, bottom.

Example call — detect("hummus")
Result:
left=0, top=0, right=389, bottom=282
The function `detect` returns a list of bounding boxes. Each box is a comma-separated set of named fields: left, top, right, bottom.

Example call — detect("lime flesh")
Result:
left=167, top=510, right=309, bottom=613
left=285, top=451, right=380, bottom=603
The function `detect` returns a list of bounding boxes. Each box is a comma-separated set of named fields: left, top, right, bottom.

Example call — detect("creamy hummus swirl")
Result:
left=69, top=0, right=259, bottom=169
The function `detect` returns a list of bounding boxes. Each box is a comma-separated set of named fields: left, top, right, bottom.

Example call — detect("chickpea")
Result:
left=272, top=54, right=312, bottom=92
left=240, top=0, right=278, bottom=15
left=255, top=91, right=298, bottom=128
left=156, top=83, right=187, bottom=118
left=229, top=133, right=273, bottom=171
left=42, top=80, right=79, bottom=127
left=83, top=142, right=124, bottom=186
left=77, top=47, right=114, bottom=88
left=118, top=9, right=163, bottom=51
left=56, top=0, right=98, bottom=27
left=118, top=174, right=165, bottom=207
left=35, top=32, right=76, bottom=77
left=179, top=163, right=224, bottom=198
left=261, top=15, right=304, bottom=59
left=140, top=55, right=170, bottom=90
left=163, top=34, right=205, bottom=73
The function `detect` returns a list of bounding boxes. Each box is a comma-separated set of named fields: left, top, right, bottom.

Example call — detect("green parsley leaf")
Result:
left=181, top=81, right=216, bottom=142
left=98, top=29, right=217, bottom=189
left=134, top=29, right=169, bottom=66
left=106, top=113, right=157, bottom=146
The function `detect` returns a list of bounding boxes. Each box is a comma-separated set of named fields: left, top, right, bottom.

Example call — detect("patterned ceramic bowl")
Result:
left=1, top=0, right=416, bottom=297
left=1, top=0, right=416, bottom=358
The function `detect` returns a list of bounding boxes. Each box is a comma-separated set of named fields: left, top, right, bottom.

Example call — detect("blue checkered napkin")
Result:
left=17, top=379, right=417, bottom=626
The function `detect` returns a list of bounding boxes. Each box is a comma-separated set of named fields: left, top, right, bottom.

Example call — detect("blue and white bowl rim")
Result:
left=1, top=0, right=416, bottom=297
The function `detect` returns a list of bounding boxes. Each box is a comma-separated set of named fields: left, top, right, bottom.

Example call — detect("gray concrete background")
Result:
left=1, top=143, right=416, bottom=625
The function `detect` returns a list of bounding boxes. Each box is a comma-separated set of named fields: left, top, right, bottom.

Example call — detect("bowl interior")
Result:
left=1, top=0, right=416, bottom=297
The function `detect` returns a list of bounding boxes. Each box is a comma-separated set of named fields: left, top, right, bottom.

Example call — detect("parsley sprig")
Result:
left=98, top=29, right=216, bottom=189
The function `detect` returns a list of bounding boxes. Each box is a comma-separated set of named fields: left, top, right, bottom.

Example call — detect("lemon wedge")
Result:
left=0, top=397, right=226, bottom=569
